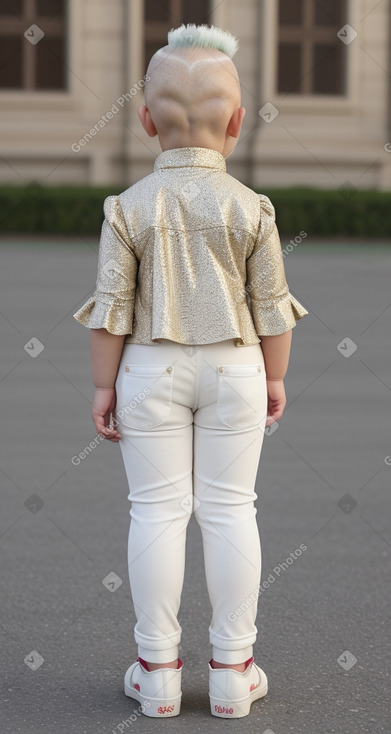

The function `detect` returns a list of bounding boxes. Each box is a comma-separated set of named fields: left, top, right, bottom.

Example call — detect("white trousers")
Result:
left=115, top=338, right=268, bottom=664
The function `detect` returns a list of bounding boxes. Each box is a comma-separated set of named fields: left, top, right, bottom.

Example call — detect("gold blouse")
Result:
left=73, top=146, right=309, bottom=346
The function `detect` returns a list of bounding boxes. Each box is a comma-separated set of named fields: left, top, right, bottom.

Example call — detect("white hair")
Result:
left=167, top=23, right=239, bottom=59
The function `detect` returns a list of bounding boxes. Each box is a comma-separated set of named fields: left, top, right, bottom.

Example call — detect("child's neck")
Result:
left=158, top=134, right=227, bottom=157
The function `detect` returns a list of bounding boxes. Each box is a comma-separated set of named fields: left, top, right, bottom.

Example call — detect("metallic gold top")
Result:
left=73, top=147, right=309, bottom=346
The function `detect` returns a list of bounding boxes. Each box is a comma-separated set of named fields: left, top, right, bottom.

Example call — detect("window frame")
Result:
left=143, top=0, right=211, bottom=74
left=261, top=0, right=359, bottom=112
left=0, top=0, right=80, bottom=111
left=0, top=0, right=68, bottom=91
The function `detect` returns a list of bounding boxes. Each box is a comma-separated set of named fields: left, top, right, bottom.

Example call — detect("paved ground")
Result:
left=0, top=237, right=390, bottom=734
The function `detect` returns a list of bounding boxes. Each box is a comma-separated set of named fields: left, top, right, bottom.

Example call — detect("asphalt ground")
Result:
left=0, top=237, right=390, bottom=734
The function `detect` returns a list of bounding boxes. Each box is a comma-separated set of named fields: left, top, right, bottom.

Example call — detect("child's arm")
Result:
left=90, top=328, right=125, bottom=388
left=89, top=328, right=125, bottom=442
left=259, top=331, right=291, bottom=427
left=73, top=195, right=139, bottom=442
left=259, top=330, right=292, bottom=381
left=246, top=195, right=308, bottom=343
left=246, top=196, right=308, bottom=425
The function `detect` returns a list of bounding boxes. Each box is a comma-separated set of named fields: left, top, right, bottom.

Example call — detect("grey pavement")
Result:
left=0, top=236, right=390, bottom=734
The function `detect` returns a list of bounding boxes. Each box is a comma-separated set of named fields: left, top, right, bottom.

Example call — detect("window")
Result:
left=277, top=0, right=346, bottom=95
left=144, top=0, right=210, bottom=74
left=0, top=0, right=66, bottom=90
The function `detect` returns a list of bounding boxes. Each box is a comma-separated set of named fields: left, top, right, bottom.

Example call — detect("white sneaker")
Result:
left=208, top=656, right=268, bottom=718
left=124, top=657, right=183, bottom=717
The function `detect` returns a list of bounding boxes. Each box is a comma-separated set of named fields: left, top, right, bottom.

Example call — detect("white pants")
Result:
left=115, top=338, right=268, bottom=664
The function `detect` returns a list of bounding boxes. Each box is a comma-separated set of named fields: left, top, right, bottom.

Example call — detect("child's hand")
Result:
left=265, top=379, right=287, bottom=427
left=92, top=387, right=122, bottom=442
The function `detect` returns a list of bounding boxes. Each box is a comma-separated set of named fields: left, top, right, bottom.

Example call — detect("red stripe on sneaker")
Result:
left=137, top=657, right=150, bottom=671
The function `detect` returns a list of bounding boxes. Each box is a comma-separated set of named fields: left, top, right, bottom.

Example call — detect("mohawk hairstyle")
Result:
left=167, top=23, right=239, bottom=59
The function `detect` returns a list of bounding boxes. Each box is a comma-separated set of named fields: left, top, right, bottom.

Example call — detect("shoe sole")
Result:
left=209, top=677, right=268, bottom=718
left=124, top=670, right=182, bottom=717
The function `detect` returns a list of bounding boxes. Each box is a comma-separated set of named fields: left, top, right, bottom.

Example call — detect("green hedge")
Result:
left=259, top=187, right=391, bottom=238
left=0, top=183, right=390, bottom=237
left=0, top=184, right=121, bottom=236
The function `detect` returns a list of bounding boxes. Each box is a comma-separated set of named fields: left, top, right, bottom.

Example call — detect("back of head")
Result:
left=144, top=24, right=241, bottom=149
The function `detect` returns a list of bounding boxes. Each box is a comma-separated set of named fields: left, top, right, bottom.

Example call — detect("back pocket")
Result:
left=216, top=363, right=266, bottom=429
left=116, top=363, right=174, bottom=430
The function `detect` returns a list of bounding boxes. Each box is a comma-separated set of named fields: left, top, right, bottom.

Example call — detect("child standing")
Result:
left=73, top=24, right=308, bottom=719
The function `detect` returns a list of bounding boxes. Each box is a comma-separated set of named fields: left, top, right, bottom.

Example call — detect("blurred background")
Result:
left=1, top=3, right=390, bottom=733
left=1, top=0, right=391, bottom=194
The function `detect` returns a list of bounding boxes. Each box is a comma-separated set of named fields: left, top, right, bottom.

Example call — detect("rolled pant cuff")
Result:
left=137, top=645, right=179, bottom=664
left=212, top=645, right=253, bottom=664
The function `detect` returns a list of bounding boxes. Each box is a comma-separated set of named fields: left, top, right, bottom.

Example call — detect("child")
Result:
left=73, top=23, right=309, bottom=719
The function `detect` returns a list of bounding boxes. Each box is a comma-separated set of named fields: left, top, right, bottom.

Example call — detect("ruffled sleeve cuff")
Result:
left=73, top=293, right=134, bottom=336
left=252, top=292, right=309, bottom=337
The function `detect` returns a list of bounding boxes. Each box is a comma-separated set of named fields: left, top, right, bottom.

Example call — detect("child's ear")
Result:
left=137, top=105, right=158, bottom=137
left=226, top=107, right=246, bottom=139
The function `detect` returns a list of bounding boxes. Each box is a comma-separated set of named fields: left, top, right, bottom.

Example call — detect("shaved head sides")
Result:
left=138, top=24, right=246, bottom=157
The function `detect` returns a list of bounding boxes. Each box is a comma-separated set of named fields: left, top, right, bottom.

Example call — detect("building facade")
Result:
left=1, top=0, right=391, bottom=190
